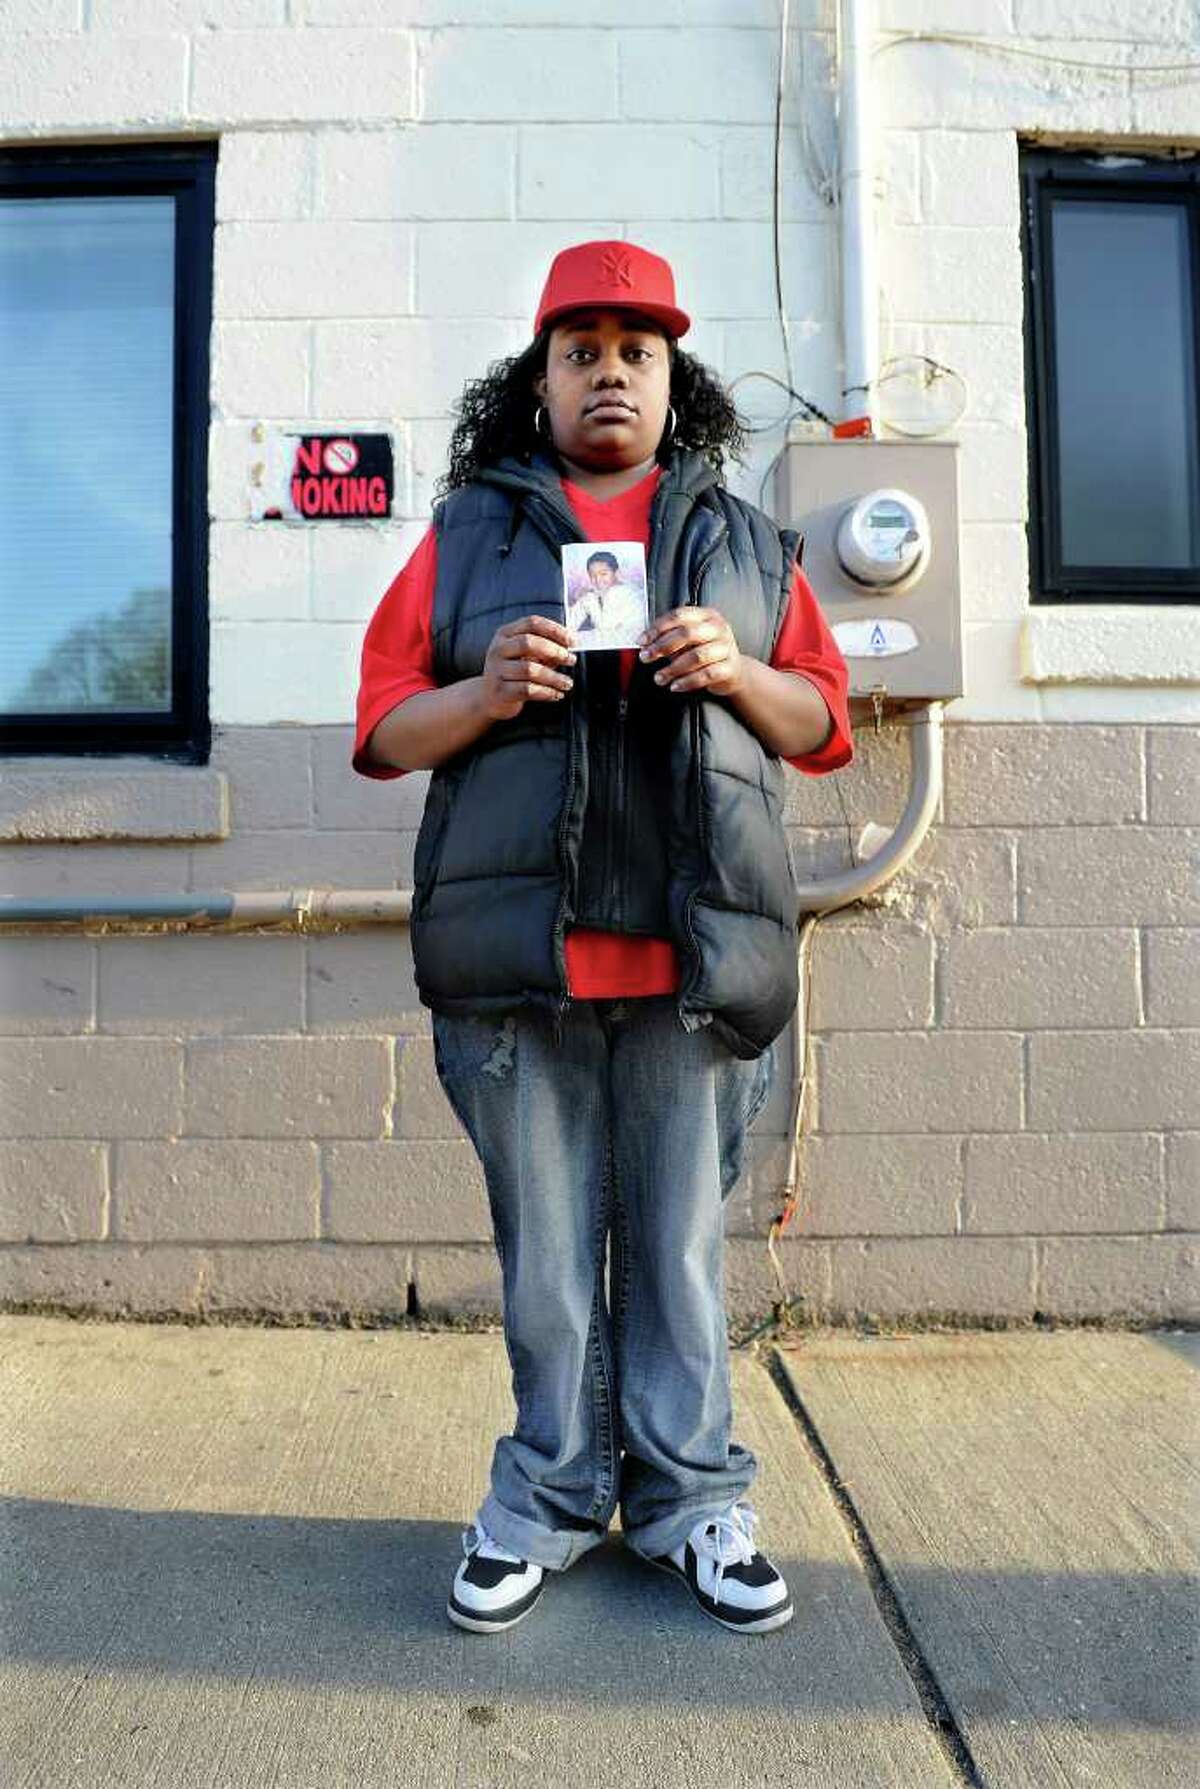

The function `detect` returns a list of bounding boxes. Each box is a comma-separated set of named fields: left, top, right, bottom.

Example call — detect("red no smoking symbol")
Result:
left=323, top=438, right=359, bottom=475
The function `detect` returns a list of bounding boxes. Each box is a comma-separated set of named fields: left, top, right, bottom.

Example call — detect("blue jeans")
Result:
left=431, top=993, right=775, bottom=1571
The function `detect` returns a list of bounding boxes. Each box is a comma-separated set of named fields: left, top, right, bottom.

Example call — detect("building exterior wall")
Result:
left=1, top=1, right=1197, bottom=1323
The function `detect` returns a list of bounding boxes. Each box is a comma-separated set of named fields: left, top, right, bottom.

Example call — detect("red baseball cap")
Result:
left=533, top=239, right=691, bottom=340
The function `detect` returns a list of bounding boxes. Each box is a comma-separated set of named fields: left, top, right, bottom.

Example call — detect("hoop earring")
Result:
left=663, top=404, right=677, bottom=441
left=534, top=405, right=551, bottom=439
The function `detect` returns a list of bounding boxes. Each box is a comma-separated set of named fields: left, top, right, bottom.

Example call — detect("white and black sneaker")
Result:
left=447, top=1519, right=546, bottom=1633
left=644, top=1500, right=793, bottom=1633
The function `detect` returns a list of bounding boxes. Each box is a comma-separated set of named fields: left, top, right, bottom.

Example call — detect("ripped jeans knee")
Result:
left=431, top=1010, right=520, bottom=1141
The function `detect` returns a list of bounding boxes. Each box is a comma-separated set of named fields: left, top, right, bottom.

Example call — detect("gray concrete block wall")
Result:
left=1, top=720, right=1197, bottom=1327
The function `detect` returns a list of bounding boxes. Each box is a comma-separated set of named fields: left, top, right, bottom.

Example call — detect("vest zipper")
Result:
left=674, top=509, right=726, bottom=1033
left=676, top=703, right=707, bottom=1035
left=614, top=692, right=628, bottom=929
left=551, top=682, right=579, bottom=1044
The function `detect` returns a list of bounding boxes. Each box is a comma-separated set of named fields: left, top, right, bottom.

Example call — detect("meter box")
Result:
left=774, top=439, right=963, bottom=709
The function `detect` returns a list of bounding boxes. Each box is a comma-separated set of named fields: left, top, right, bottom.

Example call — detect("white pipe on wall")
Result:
left=838, top=0, right=881, bottom=433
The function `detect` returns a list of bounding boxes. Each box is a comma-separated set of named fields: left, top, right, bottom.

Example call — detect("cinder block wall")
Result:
left=1, top=3, right=1196, bottom=1323
left=3, top=720, right=1196, bottom=1325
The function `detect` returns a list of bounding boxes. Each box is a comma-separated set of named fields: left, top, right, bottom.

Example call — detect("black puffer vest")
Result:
left=410, top=447, right=803, bottom=1059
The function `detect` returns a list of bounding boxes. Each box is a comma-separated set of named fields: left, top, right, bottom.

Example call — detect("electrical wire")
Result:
left=727, top=369, right=835, bottom=432
left=724, top=368, right=839, bottom=511
left=733, top=910, right=822, bottom=1348
left=772, top=0, right=844, bottom=394
left=741, top=0, right=842, bottom=515
left=788, top=10, right=840, bottom=211
left=872, top=30, right=1200, bottom=79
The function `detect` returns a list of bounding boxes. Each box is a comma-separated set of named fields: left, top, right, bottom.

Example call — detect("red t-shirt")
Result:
left=353, top=464, right=853, bottom=998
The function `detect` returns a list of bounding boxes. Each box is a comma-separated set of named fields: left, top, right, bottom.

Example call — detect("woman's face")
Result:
left=532, top=308, right=672, bottom=471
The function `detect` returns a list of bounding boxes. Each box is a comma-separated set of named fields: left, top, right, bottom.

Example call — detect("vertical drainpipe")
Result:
left=838, top=0, right=881, bottom=435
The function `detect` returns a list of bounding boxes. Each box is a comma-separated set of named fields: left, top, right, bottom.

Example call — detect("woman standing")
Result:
left=353, top=240, right=853, bottom=1637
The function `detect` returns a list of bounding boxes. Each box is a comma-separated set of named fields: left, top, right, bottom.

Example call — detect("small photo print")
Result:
left=561, top=541, right=649, bottom=651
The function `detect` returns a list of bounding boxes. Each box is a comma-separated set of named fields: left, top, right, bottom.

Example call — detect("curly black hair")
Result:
left=436, top=327, right=746, bottom=497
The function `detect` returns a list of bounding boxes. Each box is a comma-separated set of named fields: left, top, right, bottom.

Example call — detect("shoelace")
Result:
left=691, top=1502, right=759, bottom=1604
left=461, top=1520, right=526, bottom=1567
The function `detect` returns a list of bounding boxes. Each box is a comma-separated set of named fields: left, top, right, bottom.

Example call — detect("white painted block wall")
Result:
left=1, top=1, right=1195, bottom=727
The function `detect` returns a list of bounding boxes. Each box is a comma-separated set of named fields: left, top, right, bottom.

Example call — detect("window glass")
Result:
left=0, top=194, right=175, bottom=715
left=1050, top=196, right=1198, bottom=570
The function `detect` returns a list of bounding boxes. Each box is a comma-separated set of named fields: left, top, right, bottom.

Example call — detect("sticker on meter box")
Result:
left=833, top=617, right=920, bottom=658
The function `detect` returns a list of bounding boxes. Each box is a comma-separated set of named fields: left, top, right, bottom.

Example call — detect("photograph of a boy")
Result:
left=562, top=542, right=648, bottom=650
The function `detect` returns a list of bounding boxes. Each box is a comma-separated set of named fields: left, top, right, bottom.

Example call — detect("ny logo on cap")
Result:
left=598, top=247, right=634, bottom=290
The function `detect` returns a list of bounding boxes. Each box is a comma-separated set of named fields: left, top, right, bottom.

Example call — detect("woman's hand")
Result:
left=479, top=614, right=577, bottom=722
left=637, top=605, right=836, bottom=756
left=364, top=615, right=578, bottom=773
left=637, top=607, right=744, bottom=697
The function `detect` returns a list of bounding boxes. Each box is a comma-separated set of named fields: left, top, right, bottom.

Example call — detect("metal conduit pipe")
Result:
left=0, top=889, right=412, bottom=929
left=0, top=708, right=943, bottom=930
left=803, top=701, right=944, bottom=916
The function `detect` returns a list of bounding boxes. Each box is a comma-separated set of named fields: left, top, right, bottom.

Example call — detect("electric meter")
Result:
left=774, top=440, right=963, bottom=707
left=835, top=487, right=931, bottom=588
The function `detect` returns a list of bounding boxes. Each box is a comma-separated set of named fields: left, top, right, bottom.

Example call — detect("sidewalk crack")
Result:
left=762, top=1346, right=988, bottom=1789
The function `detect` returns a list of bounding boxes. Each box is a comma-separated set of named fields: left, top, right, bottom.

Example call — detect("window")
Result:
left=1021, top=145, right=1200, bottom=604
left=0, top=141, right=215, bottom=762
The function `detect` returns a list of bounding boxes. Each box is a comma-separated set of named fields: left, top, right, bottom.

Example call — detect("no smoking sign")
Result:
left=253, top=430, right=395, bottom=522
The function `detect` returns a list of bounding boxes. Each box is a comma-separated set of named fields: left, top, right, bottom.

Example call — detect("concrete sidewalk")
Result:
left=1, top=1315, right=1196, bottom=1789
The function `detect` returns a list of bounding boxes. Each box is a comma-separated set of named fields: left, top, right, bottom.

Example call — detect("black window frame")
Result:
left=0, top=139, right=216, bottom=763
left=1020, top=143, right=1200, bottom=606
